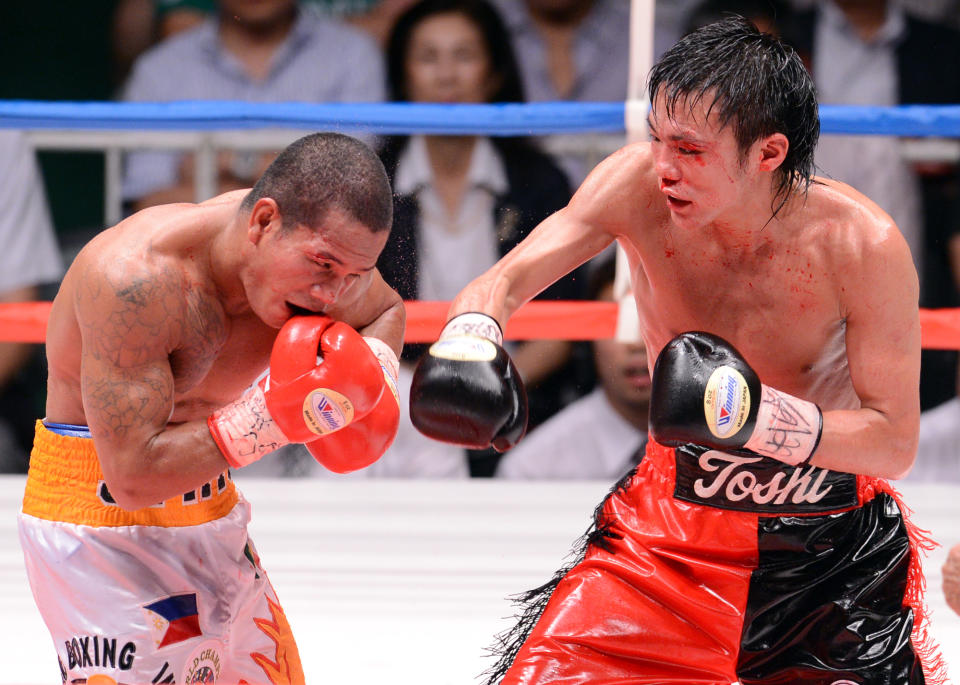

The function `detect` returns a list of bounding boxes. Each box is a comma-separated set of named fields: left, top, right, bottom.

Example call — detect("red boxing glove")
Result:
left=208, top=316, right=385, bottom=468
left=307, top=337, right=400, bottom=473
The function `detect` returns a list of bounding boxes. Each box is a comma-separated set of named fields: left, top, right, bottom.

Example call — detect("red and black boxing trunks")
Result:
left=485, top=440, right=945, bottom=685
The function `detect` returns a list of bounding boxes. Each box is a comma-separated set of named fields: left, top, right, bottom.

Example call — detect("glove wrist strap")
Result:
left=743, top=384, right=823, bottom=466
left=208, top=383, right=289, bottom=469
left=363, top=337, right=401, bottom=407
left=441, top=312, right=503, bottom=346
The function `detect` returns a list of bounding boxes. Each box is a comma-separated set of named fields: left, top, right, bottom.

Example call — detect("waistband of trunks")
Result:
left=22, top=420, right=238, bottom=527
left=641, top=438, right=889, bottom=516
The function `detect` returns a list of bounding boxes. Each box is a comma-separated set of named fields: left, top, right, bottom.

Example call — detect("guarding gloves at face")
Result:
left=208, top=316, right=385, bottom=468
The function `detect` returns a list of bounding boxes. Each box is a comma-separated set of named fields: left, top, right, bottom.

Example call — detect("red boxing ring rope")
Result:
left=2, top=301, right=960, bottom=349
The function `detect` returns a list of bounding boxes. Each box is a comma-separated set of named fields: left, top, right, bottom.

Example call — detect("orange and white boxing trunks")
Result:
left=485, top=440, right=945, bottom=685
left=18, top=421, right=305, bottom=685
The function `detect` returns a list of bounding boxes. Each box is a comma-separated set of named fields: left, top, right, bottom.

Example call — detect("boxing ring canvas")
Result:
left=1, top=474, right=957, bottom=684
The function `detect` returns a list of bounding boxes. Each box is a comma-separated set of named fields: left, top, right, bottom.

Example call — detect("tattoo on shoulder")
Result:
left=80, top=262, right=226, bottom=366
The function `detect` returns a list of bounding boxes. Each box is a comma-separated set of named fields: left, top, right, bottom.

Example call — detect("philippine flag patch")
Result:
left=143, top=593, right=203, bottom=648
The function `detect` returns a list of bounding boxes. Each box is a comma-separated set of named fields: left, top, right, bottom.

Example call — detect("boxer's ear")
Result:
left=756, top=132, right=789, bottom=173
left=248, top=197, right=282, bottom=244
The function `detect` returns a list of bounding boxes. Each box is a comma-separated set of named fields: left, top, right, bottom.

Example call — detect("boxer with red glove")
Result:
left=306, top=336, right=401, bottom=473
left=409, top=312, right=527, bottom=452
left=650, top=331, right=823, bottom=466
left=208, top=316, right=388, bottom=469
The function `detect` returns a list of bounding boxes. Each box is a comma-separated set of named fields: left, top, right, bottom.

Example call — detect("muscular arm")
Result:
left=77, top=260, right=231, bottom=510
left=329, top=267, right=405, bottom=358
left=811, top=226, right=921, bottom=479
left=448, top=147, right=644, bottom=328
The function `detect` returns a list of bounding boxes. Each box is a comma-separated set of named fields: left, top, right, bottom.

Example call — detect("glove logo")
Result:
left=428, top=337, right=497, bottom=362
left=704, top=366, right=751, bottom=439
left=303, top=389, right=355, bottom=435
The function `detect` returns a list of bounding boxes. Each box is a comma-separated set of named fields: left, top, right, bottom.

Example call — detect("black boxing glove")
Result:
left=650, top=331, right=823, bottom=466
left=410, top=313, right=528, bottom=452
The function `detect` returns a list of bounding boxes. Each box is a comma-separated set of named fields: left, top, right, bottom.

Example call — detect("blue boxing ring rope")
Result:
left=3, top=100, right=960, bottom=136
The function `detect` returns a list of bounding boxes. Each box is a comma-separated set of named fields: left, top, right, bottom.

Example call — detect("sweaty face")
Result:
left=404, top=12, right=499, bottom=104
left=647, top=93, right=763, bottom=230
left=248, top=207, right=388, bottom=328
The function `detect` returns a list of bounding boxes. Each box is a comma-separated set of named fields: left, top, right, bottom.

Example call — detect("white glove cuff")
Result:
left=441, top=312, right=503, bottom=346
left=209, top=383, right=290, bottom=468
left=743, top=384, right=823, bottom=466
left=363, top=336, right=401, bottom=405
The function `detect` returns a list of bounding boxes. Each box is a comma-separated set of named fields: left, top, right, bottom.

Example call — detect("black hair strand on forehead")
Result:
left=648, top=15, right=819, bottom=213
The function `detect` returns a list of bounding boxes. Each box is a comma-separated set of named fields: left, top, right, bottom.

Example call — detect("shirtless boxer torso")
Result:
left=410, top=18, right=936, bottom=685
left=20, top=133, right=404, bottom=685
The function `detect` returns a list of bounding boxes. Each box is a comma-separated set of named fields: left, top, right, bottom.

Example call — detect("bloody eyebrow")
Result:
left=308, top=251, right=377, bottom=272
left=646, top=116, right=703, bottom=144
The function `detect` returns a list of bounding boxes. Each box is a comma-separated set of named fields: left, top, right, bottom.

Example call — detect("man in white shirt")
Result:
left=121, top=0, right=385, bottom=209
left=497, top=256, right=649, bottom=480
left=0, top=131, right=64, bottom=472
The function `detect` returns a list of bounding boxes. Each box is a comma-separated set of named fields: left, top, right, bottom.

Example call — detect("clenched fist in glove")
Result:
left=306, top=336, right=401, bottom=473
left=208, top=316, right=386, bottom=468
left=409, top=312, right=527, bottom=452
left=650, top=331, right=823, bottom=466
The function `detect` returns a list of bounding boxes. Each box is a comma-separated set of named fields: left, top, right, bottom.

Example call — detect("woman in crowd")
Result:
left=377, top=0, right=589, bottom=473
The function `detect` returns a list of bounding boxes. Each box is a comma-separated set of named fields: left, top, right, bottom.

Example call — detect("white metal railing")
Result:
left=23, top=129, right=959, bottom=228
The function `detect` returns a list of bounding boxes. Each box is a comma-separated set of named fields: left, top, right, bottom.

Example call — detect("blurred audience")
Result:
left=489, top=0, right=629, bottom=103
left=489, top=0, right=631, bottom=183
left=685, top=0, right=793, bottom=35
left=785, top=0, right=960, bottom=411
left=120, top=0, right=385, bottom=210
left=376, top=0, right=590, bottom=475
left=497, top=257, right=649, bottom=480
left=907, top=376, right=960, bottom=483
left=150, top=0, right=421, bottom=46
left=945, top=543, right=960, bottom=617
left=0, top=132, right=64, bottom=473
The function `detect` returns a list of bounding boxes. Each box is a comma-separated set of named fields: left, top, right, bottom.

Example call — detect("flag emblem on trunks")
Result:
left=143, top=593, right=203, bottom=648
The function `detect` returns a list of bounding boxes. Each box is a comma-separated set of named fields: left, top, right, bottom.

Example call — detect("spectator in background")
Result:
left=906, top=187, right=960, bottom=484
left=497, top=256, right=650, bottom=480
left=151, top=0, right=421, bottom=46
left=490, top=0, right=629, bottom=103
left=489, top=0, right=630, bottom=184
left=906, top=370, right=960, bottom=483
left=684, top=0, right=793, bottom=35
left=328, top=0, right=421, bottom=46
left=785, top=0, right=960, bottom=411
left=0, top=132, right=64, bottom=473
left=945, top=543, right=960, bottom=617
left=121, top=0, right=385, bottom=211
left=376, top=0, right=589, bottom=475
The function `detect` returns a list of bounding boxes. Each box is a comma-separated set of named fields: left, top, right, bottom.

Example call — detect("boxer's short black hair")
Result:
left=649, top=15, right=818, bottom=210
left=242, top=132, right=393, bottom=233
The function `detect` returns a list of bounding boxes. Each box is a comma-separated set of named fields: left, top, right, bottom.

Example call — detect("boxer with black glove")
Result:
left=650, top=331, right=823, bottom=466
left=409, top=312, right=528, bottom=452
